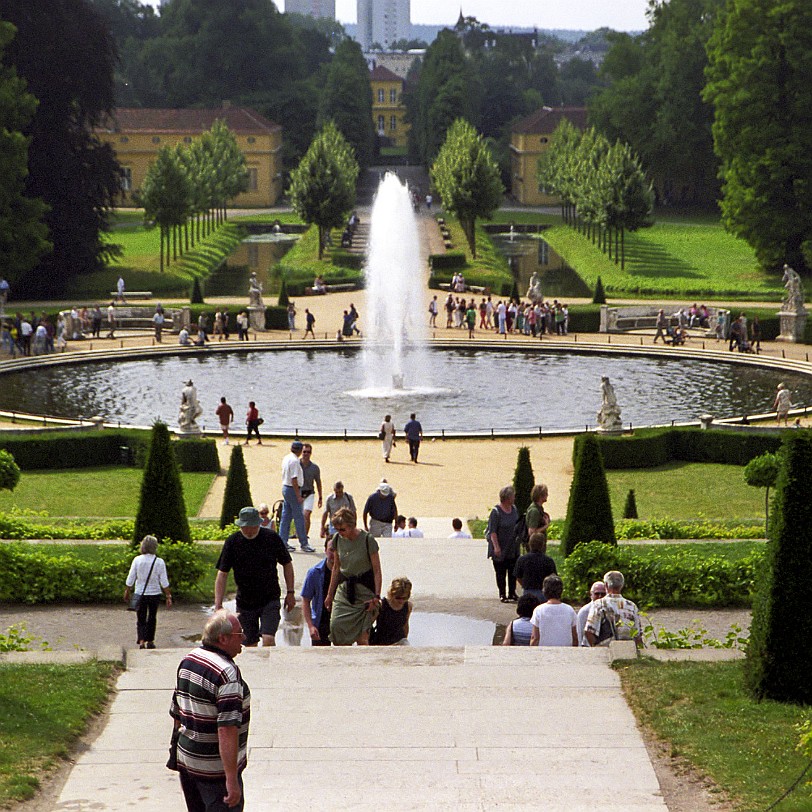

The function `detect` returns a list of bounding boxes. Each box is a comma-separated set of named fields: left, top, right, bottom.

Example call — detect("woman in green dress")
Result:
left=324, top=507, right=383, bottom=645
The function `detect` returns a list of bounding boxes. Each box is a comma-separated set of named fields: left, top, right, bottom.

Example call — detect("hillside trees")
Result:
left=704, top=0, right=812, bottom=273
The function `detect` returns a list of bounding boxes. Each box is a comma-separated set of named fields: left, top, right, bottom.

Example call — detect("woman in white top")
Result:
left=124, top=535, right=172, bottom=649
left=380, top=414, right=396, bottom=462
left=530, top=575, right=577, bottom=647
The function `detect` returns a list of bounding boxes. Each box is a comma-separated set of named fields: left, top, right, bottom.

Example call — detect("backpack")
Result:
left=513, top=513, right=529, bottom=551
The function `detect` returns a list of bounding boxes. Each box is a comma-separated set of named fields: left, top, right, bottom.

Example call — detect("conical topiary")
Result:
left=562, top=433, right=616, bottom=556
left=512, top=446, right=535, bottom=517
left=592, top=276, right=606, bottom=304
left=745, top=432, right=812, bottom=703
left=278, top=277, right=290, bottom=307
left=510, top=280, right=520, bottom=302
left=191, top=276, right=204, bottom=304
left=133, top=422, right=191, bottom=546
left=220, top=444, right=253, bottom=529
left=623, top=489, right=638, bottom=519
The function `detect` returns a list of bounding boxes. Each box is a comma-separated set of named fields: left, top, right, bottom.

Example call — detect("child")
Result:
left=501, top=594, right=540, bottom=646
left=369, top=577, right=412, bottom=645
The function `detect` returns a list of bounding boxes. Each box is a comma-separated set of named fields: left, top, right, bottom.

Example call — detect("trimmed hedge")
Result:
left=596, top=427, right=783, bottom=469
left=0, top=541, right=205, bottom=603
left=265, top=306, right=289, bottom=330
left=561, top=540, right=762, bottom=608
left=0, top=431, right=219, bottom=473
left=429, top=253, right=466, bottom=271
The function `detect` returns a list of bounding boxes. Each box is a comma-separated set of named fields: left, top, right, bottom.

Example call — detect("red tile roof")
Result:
left=370, top=65, right=402, bottom=83
left=100, top=106, right=281, bottom=134
left=512, top=106, right=588, bottom=135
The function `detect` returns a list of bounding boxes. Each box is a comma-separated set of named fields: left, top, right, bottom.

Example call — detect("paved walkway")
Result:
left=41, top=538, right=669, bottom=810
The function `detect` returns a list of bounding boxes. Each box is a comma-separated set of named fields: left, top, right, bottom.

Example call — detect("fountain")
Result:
left=359, top=173, right=430, bottom=395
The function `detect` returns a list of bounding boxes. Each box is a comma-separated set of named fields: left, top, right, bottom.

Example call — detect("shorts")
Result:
left=220, top=423, right=230, bottom=432
left=303, top=493, right=316, bottom=512
left=237, top=600, right=281, bottom=645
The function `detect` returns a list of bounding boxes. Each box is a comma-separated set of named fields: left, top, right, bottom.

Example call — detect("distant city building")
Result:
left=357, top=0, right=411, bottom=51
left=510, top=106, right=588, bottom=205
left=285, top=0, right=335, bottom=19
left=369, top=65, right=409, bottom=148
left=97, top=104, right=284, bottom=208
left=365, top=50, right=423, bottom=80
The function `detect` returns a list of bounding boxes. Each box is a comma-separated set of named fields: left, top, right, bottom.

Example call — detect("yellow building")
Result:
left=370, top=65, right=409, bottom=149
left=98, top=105, right=284, bottom=207
left=510, top=106, right=587, bottom=205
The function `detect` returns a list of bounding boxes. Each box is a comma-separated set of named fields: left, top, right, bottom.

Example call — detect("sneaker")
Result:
left=286, top=544, right=296, bottom=552
left=146, top=641, right=156, bottom=649
left=301, top=545, right=316, bottom=553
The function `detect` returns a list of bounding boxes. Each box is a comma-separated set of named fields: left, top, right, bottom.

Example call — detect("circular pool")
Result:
left=1, top=344, right=809, bottom=434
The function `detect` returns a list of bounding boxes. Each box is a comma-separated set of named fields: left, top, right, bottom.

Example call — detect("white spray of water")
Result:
left=359, top=173, right=431, bottom=395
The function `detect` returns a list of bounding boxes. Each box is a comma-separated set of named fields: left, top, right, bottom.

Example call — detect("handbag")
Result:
left=378, top=429, right=386, bottom=440
left=128, top=555, right=158, bottom=611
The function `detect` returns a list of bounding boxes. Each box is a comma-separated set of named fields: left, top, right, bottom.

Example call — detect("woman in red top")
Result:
left=244, top=401, right=262, bottom=445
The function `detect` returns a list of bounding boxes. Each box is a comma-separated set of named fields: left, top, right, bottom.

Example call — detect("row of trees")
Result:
left=538, top=121, right=654, bottom=269
left=138, top=121, right=247, bottom=272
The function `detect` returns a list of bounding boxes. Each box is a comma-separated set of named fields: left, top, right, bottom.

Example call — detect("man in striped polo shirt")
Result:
left=170, top=610, right=251, bottom=811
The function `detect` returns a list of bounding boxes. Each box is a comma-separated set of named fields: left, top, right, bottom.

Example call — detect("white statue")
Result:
left=178, top=379, right=203, bottom=433
left=782, top=264, right=805, bottom=313
left=597, top=375, right=623, bottom=433
left=526, top=271, right=543, bottom=305
left=248, top=272, right=264, bottom=308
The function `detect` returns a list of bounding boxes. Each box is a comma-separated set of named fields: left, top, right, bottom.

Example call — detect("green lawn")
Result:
left=0, top=662, right=115, bottom=804
left=541, top=213, right=784, bottom=300
left=607, top=462, right=763, bottom=521
left=619, top=660, right=812, bottom=811
left=0, top=467, right=215, bottom=516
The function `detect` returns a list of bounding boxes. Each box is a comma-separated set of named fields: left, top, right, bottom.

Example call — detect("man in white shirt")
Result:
left=280, top=440, right=315, bottom=552
left=404, top=518, right=424, bottom=538
left=576, top=581, right=608, bottom=646
left=448, top=518, right=472, bottom=539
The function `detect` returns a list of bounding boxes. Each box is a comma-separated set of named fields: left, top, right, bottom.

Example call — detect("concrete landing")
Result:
left=55, top=646, right=666, bottom=811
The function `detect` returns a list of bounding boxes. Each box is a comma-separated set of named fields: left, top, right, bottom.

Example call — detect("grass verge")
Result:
left=0, top=467, right=216, bottom=516
left=0, top=661, right=116, bottom=804
left=619, top=659, right=812, bottom=811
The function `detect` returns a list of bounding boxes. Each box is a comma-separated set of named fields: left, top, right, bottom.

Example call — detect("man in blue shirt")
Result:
left=300, top=537, right=336, bottom=646
left=404, top=413, right=423, bottom=463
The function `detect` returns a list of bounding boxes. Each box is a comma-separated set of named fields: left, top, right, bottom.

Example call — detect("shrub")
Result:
left=190, top=276, right=204, bottom=304
left=562, top=434, right=616, bottom=556
left=745, top=432, right=812, bottom=702
left=220, top=445, right=252, bottom=529
left=623, top=489, right=638, bottom=519
left=0, top=541, right=205, bottom=603
left=512, top=446, right=535, bottom=517
left=0, top=450, right=21, bottom=492
left=561, top=541, right=762, bottom=608
left=278, top=277, right=290, bottom=307
left=429, top=252, right=466, bottom=271
left=173, top=439, right=219, bottom=473
left=744, top=451, right=779, bottom=534
left=592, top=276, right=606, bottom=304
left=133, top=423, right=191, bottom=545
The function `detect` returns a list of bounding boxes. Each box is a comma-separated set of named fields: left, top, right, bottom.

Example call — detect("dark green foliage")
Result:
left=593, top=276, right=606, bottom=304
left=133, top=423, right=191, bottom=545
left=595, top=428, right=783, bottom=470
left=512, top=446, right=535, bottom=517
left=0, top=450, right=21, bottom=492
left=744, top=452, right=779, bottom=533
left=745, top=432, right=812, bottom=702
left=561, top=541, right=761, bottom=608
left=190, top=276, right=204, bottom=304
left=509, top=280, right=520, bottom=302
left=277, top=277, right=290, bottom=307
left=428, top=253, right=467, bottom=271
left=265, top=306, right=289, bottom=330
left=0, top=541, right=205, bottom=602
left=220, top=445, right=252, bottom=529
left=562, top=434, right=616, bottom=556
left=623, top=489, right=638, bottom=519
left=0, top=431, right=218, bottom=473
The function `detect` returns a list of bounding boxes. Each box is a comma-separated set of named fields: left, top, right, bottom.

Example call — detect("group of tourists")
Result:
left=1, top=311, right=65, bottom=356
left=438, top=292, right=570, bottom=337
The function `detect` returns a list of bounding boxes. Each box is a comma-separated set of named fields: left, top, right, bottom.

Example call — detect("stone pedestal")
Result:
left=699, top=413, right=715, bottom=430
left=248, top=306, right=266, bottom=332
left=176, top=426, right=202, bottom=438
left=776, top=309, right=807, bottom=343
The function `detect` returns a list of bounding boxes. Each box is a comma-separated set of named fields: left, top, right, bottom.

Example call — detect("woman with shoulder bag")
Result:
left=124, top=535, right=172, bottom=649
left=380, top=414, right=396, bottom=462
left=486, top=485, right=521, bottom=603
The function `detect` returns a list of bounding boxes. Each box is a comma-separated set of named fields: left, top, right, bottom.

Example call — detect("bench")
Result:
left=303, top=282, right=360, bottom=295
left=63, top=306, right=190, bottom=338
left=600, top=305, right=727, bottom=336
left=109, top=291, right=152, bottom=300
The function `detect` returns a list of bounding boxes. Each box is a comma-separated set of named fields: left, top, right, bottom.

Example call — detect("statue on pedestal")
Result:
left=526, top=271, right=543, bottom=305
left=597, top=376, right=623, bottom=434
left=178, top=379, right=203, bottom=434
left=781, top=264, right=805, bottom=313
left=248, top=272, right=264, bottom=308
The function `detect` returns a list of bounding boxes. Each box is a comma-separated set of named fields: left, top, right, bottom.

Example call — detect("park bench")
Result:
left=63, top=306, right=190, bottom=338
left=600, top=304, right=727, bottom=337
left=303, top=282, right=360, bottom=295
left=109, top=291, right=152, bottom=300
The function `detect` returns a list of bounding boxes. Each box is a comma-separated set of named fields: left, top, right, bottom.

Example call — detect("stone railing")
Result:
left=599, top=305, right=727, bottom=336
left=63, top=306, right=191, bottom=339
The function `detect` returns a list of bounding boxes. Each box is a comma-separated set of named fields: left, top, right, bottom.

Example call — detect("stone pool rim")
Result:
left=1, top=337, right=811, bottom=438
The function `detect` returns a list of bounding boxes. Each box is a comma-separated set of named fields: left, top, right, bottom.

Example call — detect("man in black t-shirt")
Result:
left=215, top=506, right=295, bottom=647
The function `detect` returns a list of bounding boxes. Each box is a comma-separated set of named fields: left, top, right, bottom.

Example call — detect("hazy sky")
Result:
left=145, top=1, right=651, bottom=32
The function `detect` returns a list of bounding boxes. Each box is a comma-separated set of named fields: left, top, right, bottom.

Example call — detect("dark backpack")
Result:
left=514, top=513, right=529, bottom=551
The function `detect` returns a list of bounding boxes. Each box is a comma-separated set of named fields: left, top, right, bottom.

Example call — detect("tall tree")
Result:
left=0, top=22, right=49, bottom=288
left=288, top=121, right=359, bottom=260
left=704, top=0, right=812, bottom=273
left=0, top=0, right=122, bottom=297
left=317, top=39, right=375, bottom=170
left=430, top=118, right=503, bottom=257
